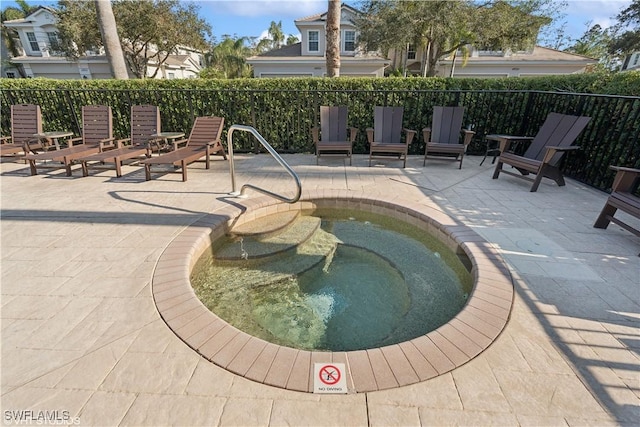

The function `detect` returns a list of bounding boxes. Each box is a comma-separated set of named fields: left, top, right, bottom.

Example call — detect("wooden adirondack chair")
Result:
left=140, top=116, right=227, bottom=181
left=422, top=106, right=475, bottom=169
left=1, top=104, right=44, bottom=157
left=80, top=105, right=159, bottom=177
left=25, top=105, right=116, bottom=176
left=312, top=106, right=358, bottom=165
left=491, top=112, right=590, bottom=192
left=367, top=106, right=416, bottom=168
left=594, top=166, right=640, bottom=243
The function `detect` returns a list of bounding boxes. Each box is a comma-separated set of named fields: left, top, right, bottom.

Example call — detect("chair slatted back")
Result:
left=525, top=112, right=591, bottom=166
left=186, top=116, right=224, bottom=147
left=81, top=105, right=113, bottom=146
left=131, top=105, right=160, bottom=146
left=11, top=104, right=42, bottom=144
left=374, top=106, right=404, bottom=144
left=320, top=106, right=348, bottom=142
left=431, top=106, right=465, bottom=144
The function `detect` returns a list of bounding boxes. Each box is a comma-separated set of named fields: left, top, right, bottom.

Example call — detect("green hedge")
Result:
left=1, top=72, right=639, bottom=95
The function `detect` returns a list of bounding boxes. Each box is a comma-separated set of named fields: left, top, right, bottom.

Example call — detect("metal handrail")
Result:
left=227, top=124, right=302, bottom=204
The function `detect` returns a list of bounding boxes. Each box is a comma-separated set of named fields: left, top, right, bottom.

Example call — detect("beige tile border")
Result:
left=151, top=190, right=514, bottom=393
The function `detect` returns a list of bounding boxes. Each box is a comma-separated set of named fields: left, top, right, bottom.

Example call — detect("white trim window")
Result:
left=343, top=30, right=356, bottom=52
left=26, top=32, right=40, bottom=52
left=308, top=30, right=319, bottom=52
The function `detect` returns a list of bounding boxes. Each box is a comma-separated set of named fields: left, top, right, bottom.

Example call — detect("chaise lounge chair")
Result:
left=140, top=116, right=227, bottom=181
left=312, top=106, right=358, bottom=165
left=25, top=105, right=116, bottom=176
left=491, top=112, right=590, bottom=192
left=1, top=104, right=44, bottom=158
left=79, top=104, right=159, bottom=177
left=367, top=106, right=416, bottom=168
left=422, top=106, right=474, bottom=169
left=594, top=166, right=640, bottom=244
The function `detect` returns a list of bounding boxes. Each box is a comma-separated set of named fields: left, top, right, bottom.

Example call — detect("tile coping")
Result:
left=151, top=190, right=514, bottom=393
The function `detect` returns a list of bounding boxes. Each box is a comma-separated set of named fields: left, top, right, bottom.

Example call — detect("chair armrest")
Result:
left=311, top=127, right=319, bottom=144
left=116, top=137, right=132, bottom=148
left=462, top=129, right=475, bottom=146
left=171, top=138, right=189, bottom=150
left=610, top=166, right=640, bottom=193
left=349, top=127, right=358, bottom=142
left=404, top=128, right=417, bottom=146
left=67, top=136, right=83, bottom=146
left=99, top=137, right=117, bottom=151
left=366, top=128, right=374, bottom=143
left=541, top=145, right=580, bottom=164
left=422, top=127, right=431, bottom=143
left=497, top=136, right=534, bottom=152
left=0, top=136, right=11, bottom=144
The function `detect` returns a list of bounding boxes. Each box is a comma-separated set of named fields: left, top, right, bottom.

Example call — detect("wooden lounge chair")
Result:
left=79, top=105, right=159, bottom=177
left=140, top=116, right=227, bottom=181
left=492, top=112, right=590, bottom=192
left=25, top=105, right=116, bottom=176
left=422, top=106, right=474, bottom=169
left=367, top=106, right=416, bottom=168
left=312, top=106, right=358, bottom=165
left=594, top=166, right=640, bottom=243
left=1, top=104, right=44, bottom=158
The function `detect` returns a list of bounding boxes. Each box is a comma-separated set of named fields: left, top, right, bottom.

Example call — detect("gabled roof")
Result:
left=295, top=4, right=361, bottom=24
left=3, top=6, right=56, bottom=24
left=468, top=46, right=596, bottom=63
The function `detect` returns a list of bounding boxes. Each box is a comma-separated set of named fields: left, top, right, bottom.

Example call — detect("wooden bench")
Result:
left=594, top=166, right=640, bottom=242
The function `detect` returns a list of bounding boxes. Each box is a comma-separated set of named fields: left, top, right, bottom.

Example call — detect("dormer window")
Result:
left=308, top=30, right=319, bottom=52
left=26, top=32, right=40, bottom=52
left=343, top=30, right=356, bottom=52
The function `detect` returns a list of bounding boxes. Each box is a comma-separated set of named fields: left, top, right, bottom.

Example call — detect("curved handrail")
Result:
left=227, top=124, right=302, bottom=204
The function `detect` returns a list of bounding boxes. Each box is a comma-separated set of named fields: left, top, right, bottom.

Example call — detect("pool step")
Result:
left=216, top=215, right=322, bottom=260
left=230, top=211, right=299, bottom=238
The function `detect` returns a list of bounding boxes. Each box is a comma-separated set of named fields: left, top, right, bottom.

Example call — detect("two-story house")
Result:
left=247, top=5, right=389, bottom=78
left=390, top=45, right=596, bottom=78
left=1, top=6, right=203, bottom=79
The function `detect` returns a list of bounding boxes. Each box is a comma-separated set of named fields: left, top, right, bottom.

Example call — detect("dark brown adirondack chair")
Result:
left=594, top=166, right=640, bottom=245
left=312, top=106, right=358, bottom=165
left=140, top=116, right=227, bottom=181
left=492, top=112, right=590, bottom=192
left=25, top=105, right=116, bottom=176
left=1, top=104, right=44, bottom=157
left=422, top=106, right=475, bottom=169
left=367, top=106, right=416, bottom=168
left=80, top=105, right=159, bottom=177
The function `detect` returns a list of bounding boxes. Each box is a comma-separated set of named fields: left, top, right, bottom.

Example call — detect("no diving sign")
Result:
left=314, top=363, right=347, bottom=394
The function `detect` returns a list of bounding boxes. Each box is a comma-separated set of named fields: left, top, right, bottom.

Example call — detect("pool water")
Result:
left=191, top=210, right=472, bottom=352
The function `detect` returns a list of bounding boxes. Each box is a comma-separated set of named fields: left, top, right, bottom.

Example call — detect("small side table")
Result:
left=33, top=131, right=74, bottom=151
left=150, top=132, right=185, bottom=153
left=481, top=134, right=533, bottom=166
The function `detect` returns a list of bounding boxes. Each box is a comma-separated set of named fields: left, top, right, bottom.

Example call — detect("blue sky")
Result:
left=5, top=0, right=633, bottom=46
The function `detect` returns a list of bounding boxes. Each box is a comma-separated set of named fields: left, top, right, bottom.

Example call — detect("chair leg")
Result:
left=115, top=157, right=122, bottom=177
left=28, top=159, right=38, bottom=176
left=594, top=202, right=616, bottom=229
left=181, top=160, right=187, bottom=181
left=144, top=164, right=151, bottom=181
left=492, top=161, right=503, bottom=179
left=458, top=153, right=464, bottom=169
left=530, top=173, right=544, bottom=192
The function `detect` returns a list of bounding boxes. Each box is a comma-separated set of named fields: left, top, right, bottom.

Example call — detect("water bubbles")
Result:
left=364, top=221, right=371, bottom=225
left=463, top=293, right=468, bottom=300
left=434, top=252, right=441, bottom=258
left=348, top=217, right=356, bottom=221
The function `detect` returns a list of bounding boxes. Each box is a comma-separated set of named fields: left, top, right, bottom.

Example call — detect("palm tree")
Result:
left=94, top=0, right=128, bottom=79
left=326, top=0, right=341, bottom=77
left=256, top=20, right=286, bottom=53
left=204, top=36, right=252, bottom=78
left=1, top=0, right=35, bottom=77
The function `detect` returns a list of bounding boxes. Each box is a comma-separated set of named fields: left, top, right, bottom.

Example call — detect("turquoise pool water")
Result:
left=191, top=210, right=472, bottom=352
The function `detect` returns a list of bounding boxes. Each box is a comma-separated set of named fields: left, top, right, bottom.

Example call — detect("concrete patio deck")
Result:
left=1, top=154, right=638, bottom=426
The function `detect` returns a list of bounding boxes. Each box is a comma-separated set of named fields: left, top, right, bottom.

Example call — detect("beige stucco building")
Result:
left=247, top=5, right=389, bottom=78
